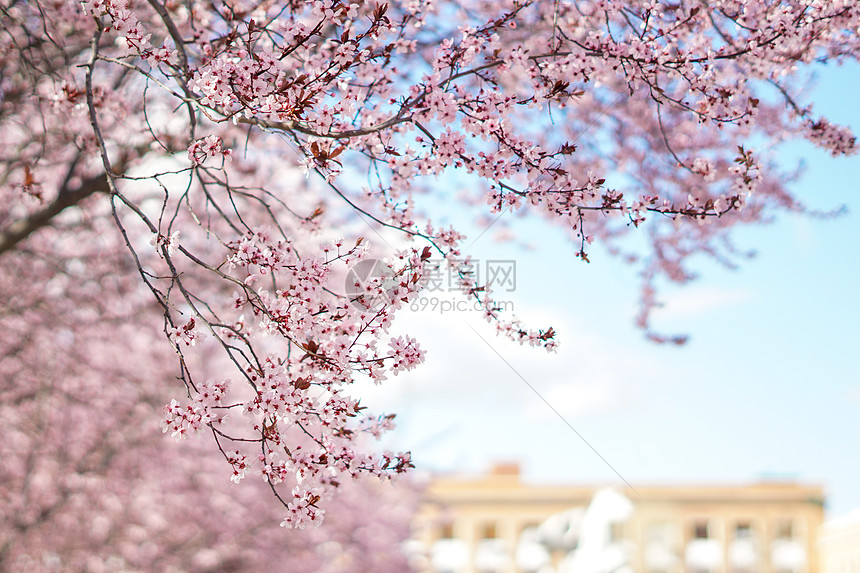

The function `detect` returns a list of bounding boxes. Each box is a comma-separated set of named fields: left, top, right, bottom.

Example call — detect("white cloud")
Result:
left=525, top=381, right=617, bottom=419
left=651, top=286, right=755, bottom=320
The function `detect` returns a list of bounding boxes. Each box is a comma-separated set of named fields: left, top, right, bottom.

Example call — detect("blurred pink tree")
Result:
left=0, top=211, right=419, bottom=570
left=1, top=0, right=857, bottom=531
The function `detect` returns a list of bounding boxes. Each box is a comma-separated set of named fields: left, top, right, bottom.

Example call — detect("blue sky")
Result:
left=354, top=62, right=860, bottom=519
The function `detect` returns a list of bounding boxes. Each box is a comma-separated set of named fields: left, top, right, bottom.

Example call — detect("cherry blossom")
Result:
left=1, top=0, right=858, bottom=528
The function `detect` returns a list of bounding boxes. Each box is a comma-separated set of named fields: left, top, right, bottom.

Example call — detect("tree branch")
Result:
left=0, top=172, right=109, bottom=257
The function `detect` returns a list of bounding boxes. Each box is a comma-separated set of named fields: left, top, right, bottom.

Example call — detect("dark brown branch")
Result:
left=0, top=172, right=109, bottom=256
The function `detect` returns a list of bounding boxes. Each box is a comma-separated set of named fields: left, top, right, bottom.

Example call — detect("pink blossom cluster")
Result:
left=167, top=317, right=206, bottom=347
left=150, top=230, right=180, bottom=256
left=162, top=378, right=228, bottom=439
left=387, top=335, right=426, bottom=375
left=159, top=231, right=428, bottom=526
left=187, top=135, right=232, bottom=166
left=281, top=485, right=326, bottom=529
left=82, top=0, right=151, bottom=54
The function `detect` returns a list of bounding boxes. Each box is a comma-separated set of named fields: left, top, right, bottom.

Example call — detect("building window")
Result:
left=645, top=521, right=675, bottom=545
left=482, top=521, right=497, bottom=539
left=609, top=521, right=625, bottom=543
left=735, top=521, right=752, bottom=539
left=440, top=522, right=454, bottom=539
left=693, top=521, right=710, bottom=539
left=775, top=519, right=794, bottom=540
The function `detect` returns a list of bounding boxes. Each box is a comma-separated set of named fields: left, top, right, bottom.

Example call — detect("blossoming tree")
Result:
left=0, top=206, right=420, bottom=570
left=1, top=0, right=857, bottom=529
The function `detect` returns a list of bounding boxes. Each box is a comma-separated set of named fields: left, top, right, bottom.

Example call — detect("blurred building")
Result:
left=412, top=463, right=824, bottom=573
left=818, top=509, right=860, bottom=573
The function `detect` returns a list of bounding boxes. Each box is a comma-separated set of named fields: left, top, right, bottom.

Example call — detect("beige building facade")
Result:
left=413, top=464, right=824, bottom=573
left=818, top=510, right=860, bottom=573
